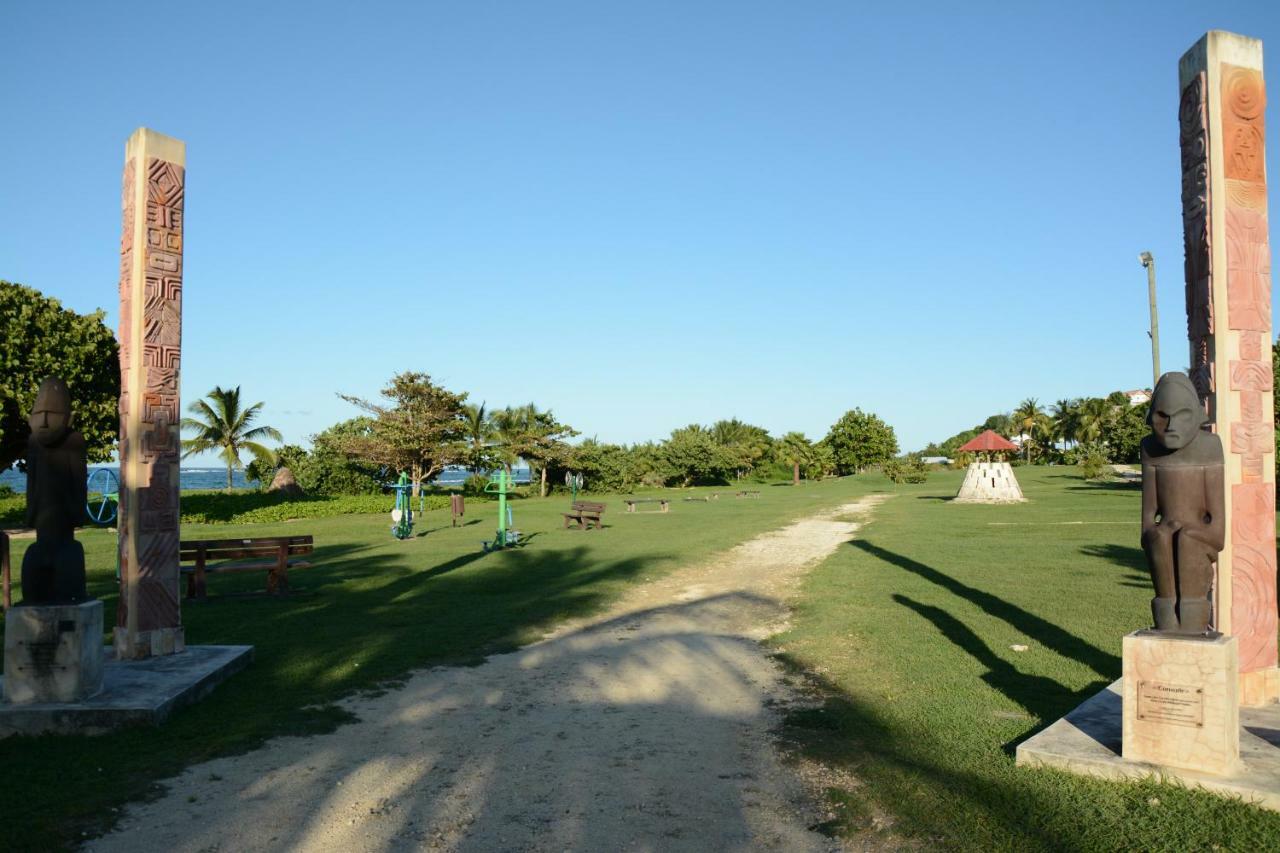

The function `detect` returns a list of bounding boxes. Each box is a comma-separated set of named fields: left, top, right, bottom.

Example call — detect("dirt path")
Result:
left=88, top=497, right=883, bottom=853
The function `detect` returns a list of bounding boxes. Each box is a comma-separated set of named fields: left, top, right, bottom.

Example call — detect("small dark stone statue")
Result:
left=1140, top=372, right=1225, bottom=635
left=21, top=377, right=88, bottom=604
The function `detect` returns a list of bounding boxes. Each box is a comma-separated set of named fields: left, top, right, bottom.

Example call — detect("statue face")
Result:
left=29, top=377, right=73, bottom=447
left=1149, top=373, right=1205, bottom=451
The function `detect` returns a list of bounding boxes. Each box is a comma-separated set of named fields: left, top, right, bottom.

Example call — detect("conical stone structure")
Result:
left=953, top=430, right=1025, bottom=504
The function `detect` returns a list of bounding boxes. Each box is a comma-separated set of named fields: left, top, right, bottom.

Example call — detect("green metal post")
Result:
left=497, top=469, right=508, bottom=546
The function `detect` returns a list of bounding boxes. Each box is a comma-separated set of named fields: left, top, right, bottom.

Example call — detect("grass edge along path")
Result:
left=0, top=477, right=875, bottom=852
left=770, top=467, right=1280, bottom=852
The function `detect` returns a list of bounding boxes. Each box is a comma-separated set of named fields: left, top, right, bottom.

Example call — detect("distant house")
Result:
left=1124, top=389, right=1152, bottom=406
left=921, top=456, right=951, bottom=466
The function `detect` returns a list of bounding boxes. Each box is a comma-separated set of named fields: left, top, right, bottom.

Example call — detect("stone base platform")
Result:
left=1017, top=679, right=1280, bottom=811
left=0, top=645, right=252, bottom=737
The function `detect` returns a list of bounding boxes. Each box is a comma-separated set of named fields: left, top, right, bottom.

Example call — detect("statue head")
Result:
left=1147, top=372, right=1208, bottom=450
left=28, top=376, right=74, bottom=447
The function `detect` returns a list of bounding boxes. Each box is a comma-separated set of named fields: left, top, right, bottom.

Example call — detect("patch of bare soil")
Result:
left=88, top=497, right=885, bottom=852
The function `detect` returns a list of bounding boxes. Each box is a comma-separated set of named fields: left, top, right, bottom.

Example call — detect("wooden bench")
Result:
left=682, top=493, right=720, bottom=503
left=735, top=490, right=761, bottom=499
left=562, top=501, right=606, bottom=530
left=180, top=535, right=314, bottom=599
left=623, top=498, right=669, bottom=514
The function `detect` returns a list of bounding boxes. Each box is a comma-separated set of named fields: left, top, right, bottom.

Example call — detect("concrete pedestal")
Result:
left=1122, top=631, right=1241, bottom=776
left=3, top=600, right=105, bottom=704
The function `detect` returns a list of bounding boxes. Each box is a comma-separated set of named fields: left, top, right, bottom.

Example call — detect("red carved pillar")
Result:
left=117, top=128, right=186, bottom=659
left=1179, top=32, right=1278, bottom=706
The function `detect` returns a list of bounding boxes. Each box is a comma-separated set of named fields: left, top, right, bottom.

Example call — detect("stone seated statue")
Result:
left=1139, top=372, right=1224, bottom=635
left=20, top=376, right=89, bottom=604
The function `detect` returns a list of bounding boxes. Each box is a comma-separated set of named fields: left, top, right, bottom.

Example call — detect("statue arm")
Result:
left=1201, top=461, right=1226, bottom=550
left=1140, top=449, right=1158, bottom=535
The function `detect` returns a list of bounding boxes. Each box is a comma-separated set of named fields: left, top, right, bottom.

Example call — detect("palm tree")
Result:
left=461, top=402, right=496, bottom=473
left=1014, top=398, right=1047, bottom=462
left=1075, top=397, right=1111, bottom=445
left=1051, top=399, right=1077, bottom=451
left=181, top=386, right=282, bottom=490
left=491, top=403, right=577, bottom=495
left=776, top=432, right=813, bottom=485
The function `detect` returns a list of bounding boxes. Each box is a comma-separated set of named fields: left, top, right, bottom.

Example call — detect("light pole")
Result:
left=1139, top=252, right=1160, bottom=387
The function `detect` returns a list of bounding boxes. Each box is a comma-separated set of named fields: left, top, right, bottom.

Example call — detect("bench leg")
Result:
left=189, top=551, right=208, bottom=600
left=268, top=544, right=289, bottom=595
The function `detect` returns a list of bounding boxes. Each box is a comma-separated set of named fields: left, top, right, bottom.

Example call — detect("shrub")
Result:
left=178, top=491, right=453, bottom=525
left=882, top=456, right=929, bottom=485
left=463, top=473, right=491, bottom=496
left=1079, top=445, right=1111, bottom=481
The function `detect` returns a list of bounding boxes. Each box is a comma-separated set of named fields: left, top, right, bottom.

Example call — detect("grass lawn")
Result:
left=774, top=466, right=1280, bottom=851
left=0, top=477, right=872, bottom=852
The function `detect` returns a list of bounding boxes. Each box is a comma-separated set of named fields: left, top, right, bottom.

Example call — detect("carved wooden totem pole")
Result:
left=1178, top=32, right=1278, bottom=705
left=117, top=128, right=186, bottom=659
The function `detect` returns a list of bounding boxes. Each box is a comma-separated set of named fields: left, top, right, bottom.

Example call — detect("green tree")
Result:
left=181, top=386, right=282, bottom=490
left=1, top=281, right=121, bottom=472
left=1014, top=398, right=1049, bottom=462
left=1075, top=397, right=1111, bottom=445
left=461, top=402, right=497, bottom=474
left=566, top=438, right=631, bottom=492
left=664, top=424, right=734, bottom=486
left=337, top=372, right=468, bottom=497
left=491, top=403, right=578, bottom=496
left=1101, top=397, right=1148, bottom=464
left=709, top=419, right=773, bottom=478
left=246, top=419, right=385, bottom=495
left=775, top=431, right=813, bottom=485
left=1051, top=398, right=1078, bottom=451
left=822, top=409, right=899, bottom=474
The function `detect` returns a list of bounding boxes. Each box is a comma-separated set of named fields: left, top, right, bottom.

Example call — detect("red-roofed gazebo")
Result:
left=957, top=430, right=1019, bottom=454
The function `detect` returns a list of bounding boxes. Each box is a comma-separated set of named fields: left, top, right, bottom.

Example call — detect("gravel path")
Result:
left=88, top=497, right=881, bottom=853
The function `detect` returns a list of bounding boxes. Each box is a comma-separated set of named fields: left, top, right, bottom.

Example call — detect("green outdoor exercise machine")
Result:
left=389, top=471, right=414, bottom=540
left=481, top=468, right=521, bottom=552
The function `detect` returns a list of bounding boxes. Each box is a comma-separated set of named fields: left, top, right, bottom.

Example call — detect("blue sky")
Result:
left=3, top=1, right=1278, bottom=456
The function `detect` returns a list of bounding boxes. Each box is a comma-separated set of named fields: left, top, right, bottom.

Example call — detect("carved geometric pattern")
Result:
left=1180, top=72, right=1215, bottom=412
left=1230, top=359, right=1273, bottom=392
left=1220, top=64, right=1276, bottom=675
left=119, top=151, right=184, bottom=642
left=1225, top=205, right=1271, bottom=332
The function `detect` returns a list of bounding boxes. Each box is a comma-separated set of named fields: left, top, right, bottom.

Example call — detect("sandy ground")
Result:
left=87, top=497, right=882, bottom=853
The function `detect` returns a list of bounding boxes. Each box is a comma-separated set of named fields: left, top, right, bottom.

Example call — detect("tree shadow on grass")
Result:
left=1066, top=481, right=1140, bottom=492
left=851, top=540, right=1118, bottom=678
left=1078, top=544, right=1150, bottom=590
left=892, top=594, right=1089, bottom=727
left=771, top=654, right=1274, bottom=851
left=1, top=537, right=683, bottom=850
left=89, top=591, right=807, bottom=853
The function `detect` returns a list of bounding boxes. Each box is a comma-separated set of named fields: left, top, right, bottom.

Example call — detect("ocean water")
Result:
left=1, top=465, right=532, bottom=494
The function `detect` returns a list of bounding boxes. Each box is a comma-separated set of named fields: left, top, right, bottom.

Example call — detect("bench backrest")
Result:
left=180, top=535, right=314, bottom=562
left=571, top=501, right=607, bottom=513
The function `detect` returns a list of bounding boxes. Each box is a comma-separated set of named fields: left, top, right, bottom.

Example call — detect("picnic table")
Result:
left=623, top=498, right=670, bottom=513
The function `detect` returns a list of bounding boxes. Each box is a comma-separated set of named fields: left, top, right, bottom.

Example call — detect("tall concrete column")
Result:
left=116, top=128, right=186, bottom=659
left=1179, top=32, right=1278, bottom=706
